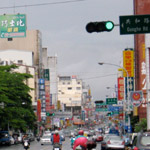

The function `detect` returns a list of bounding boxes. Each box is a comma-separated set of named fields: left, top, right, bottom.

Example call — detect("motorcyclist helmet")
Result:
left=78, top=130, right=84, bottom=135
left=55, top=130, right=59, bottom=134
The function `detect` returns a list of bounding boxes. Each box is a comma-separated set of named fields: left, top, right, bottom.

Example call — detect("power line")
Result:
left=0, top=0, right=87, bottom=10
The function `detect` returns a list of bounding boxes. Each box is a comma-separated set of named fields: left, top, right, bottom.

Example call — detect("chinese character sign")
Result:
left=0, top=14, right=26, bottom=38
left=118, top=77, right=124, bottom=101
left=123, top=49, right=134, bottom=77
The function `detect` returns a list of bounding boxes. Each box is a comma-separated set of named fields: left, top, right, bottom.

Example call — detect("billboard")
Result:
left=118, top=77, right=124, bottom=101
left=0, top=14, right=26, bottom=38
left=130, top=91, right=143, bottom=107
left=123, top=49, right=134, bottom=77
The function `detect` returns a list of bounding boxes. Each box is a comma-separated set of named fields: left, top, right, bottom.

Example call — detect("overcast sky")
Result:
left=0, top=0, right=134, bottom=101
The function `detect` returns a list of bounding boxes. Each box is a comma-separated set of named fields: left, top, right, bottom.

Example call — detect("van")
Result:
left=0, top=131, right=11, bottom=145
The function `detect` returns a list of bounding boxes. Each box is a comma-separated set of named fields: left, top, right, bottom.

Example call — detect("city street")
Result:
left=0, top=137, right=101, bottom=150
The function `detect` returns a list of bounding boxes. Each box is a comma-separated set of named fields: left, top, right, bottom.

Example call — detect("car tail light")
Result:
left=121, top=141, right=125, bottom=145
left=107, top=140, right=111, bottom=144
left=133, top=147, right=138, bottom=150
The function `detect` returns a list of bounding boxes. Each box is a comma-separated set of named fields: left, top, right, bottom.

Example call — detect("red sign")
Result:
left=37, top=99, right=41, bottom=121
left=118, top=77, right=124, bottom=101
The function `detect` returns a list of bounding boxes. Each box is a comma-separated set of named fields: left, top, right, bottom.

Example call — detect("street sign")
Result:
left=95, top=102, right=108, bottom=112
left=106, top=98, right=117, bottom=105
left=120, top=14, right=150, bottom=35
left=0, top=14, right=26, bottom=38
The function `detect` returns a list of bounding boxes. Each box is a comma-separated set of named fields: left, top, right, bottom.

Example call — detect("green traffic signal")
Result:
left=105, top=21, right=114, bottom=30
left=46, top=112, right=55, bottom=116
left=86, top=21, right=114, bottom=33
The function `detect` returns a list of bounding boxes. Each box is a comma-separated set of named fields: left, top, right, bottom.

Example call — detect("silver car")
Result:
left=40, top=135, right=51, bottom=145
left=101, top=134, right=125, bottom=150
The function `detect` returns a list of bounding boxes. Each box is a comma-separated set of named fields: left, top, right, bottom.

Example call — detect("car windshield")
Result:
left=43, top=136, right=50, bottom=138
left=0, top=133, right=9, bottom=138
left=140, top=135, right=150, bottom=146
left=110, top=136, right=121, bottom=141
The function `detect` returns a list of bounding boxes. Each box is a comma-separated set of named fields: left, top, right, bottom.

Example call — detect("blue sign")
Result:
left=39, top=78, right=45, bottom=84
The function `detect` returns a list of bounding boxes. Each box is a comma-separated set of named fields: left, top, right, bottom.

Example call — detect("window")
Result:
left=68, top=87, right=72, bottom=90
left=18, top=60, right=23, bottom=64
left=76, top=87, right=81, bottom=90
left=77, top=82, right=80, bottom=84
left=62, top=82, right=65, bottom=85
left=8, top=38, right=13, bottom=41
left=67, top=82, right=70, bottom=85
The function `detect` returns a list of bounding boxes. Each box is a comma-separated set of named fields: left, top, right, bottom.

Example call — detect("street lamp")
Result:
left=98, top=62, right=131, bottom=133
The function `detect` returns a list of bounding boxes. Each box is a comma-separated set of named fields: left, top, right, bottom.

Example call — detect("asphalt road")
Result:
left=0, top=137, right=101, bottom=150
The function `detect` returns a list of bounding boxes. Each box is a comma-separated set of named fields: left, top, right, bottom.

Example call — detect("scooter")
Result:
left=53, top=143, right=62, bottom=150
left=37, top=136, right=40, bottom=142
left=23, top=140, right=30, bottom=150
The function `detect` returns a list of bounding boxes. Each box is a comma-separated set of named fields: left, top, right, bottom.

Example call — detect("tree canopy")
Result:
left=0, top=65, right=36, bottom=132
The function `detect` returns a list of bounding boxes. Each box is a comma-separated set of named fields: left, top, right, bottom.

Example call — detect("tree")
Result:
left=134, top=118, right=147, bottom=132
left=0, top=65, right=36, bottom=132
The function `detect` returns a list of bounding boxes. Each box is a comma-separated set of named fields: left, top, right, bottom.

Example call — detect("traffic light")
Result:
left=46, top=112, right=55, bottom=116
left=95, top=100, right=104, bottom=104
left=86, top=21, right=114, bottom=33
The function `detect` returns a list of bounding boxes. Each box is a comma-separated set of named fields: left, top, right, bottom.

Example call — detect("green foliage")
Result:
left=135, top=118, right=147, bottom=132
left=0, top=65, right=36, bottom=132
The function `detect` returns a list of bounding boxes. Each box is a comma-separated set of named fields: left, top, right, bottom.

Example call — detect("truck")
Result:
left=0, top=131, right=11, bottom=145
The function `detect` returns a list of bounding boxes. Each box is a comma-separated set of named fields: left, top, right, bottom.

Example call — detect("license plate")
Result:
left=54, top=148, right=59, bottom=150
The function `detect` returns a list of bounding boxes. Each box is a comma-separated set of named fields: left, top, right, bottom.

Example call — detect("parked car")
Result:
left=129, top=132, right=150, bottom=150
left=40, top=135, right=51, bottom=145
left=101, top=134, right=125, bottom=150
left=0, top=131, right=11, bottom=145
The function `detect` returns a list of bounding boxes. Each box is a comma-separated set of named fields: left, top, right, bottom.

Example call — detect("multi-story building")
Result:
left=0, top=30, right=43, bottom=108
left=0, top=30, right=43, bottom=78
left=58, top=75, right=83, bottom=115
left=42, top=48, right=58, bottom=108
left=0, top=49, right=38, bottom=107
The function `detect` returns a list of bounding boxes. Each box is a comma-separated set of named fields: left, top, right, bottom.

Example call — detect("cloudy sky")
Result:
left=0, top=0, right=134, bottom=100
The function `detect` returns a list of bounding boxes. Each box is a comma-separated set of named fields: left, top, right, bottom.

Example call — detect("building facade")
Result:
left=58, top=75, right=83, bottom=115
left=0, top=49, right=38, bottom=106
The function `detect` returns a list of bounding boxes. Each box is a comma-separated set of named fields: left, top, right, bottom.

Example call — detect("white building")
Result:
left=0, top=49, right=38, bottom=106
left=58, top=75, right=83, bottom=114
left=42, top=48, right=58, bottom=107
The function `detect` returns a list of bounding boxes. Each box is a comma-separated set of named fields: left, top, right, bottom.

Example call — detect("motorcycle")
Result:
left=53, top=143, right=62, bottom=150
left=37, top=136, right=40, bottom=142
left=23, top=140, right=30, bottom=150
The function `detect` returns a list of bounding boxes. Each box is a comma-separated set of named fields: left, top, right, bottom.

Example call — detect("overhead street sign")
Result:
left=120, top=15, right=150, bottom=35
left=106, top=98, right=117, bottom=105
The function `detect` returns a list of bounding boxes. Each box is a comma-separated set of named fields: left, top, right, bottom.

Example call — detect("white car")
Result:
left=40, top=135, right=51, bottom=145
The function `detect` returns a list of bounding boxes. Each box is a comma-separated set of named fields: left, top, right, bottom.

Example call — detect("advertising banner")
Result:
left=37, top=99, right=41, bottom=122
left=118, top=77, right=124, bottom=101
left=123, top=49, right=134, bottom=77
left=130, top=91, right=143, bottom=107
left=0, top=14, right=26, bottom=38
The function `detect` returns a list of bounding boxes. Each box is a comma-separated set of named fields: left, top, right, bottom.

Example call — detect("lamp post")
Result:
left=98, top=62, right=131, bottom=133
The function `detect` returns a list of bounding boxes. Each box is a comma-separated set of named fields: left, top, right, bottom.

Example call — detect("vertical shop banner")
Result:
left=123, top=49, right=134, bottom=77
left=39, top=79, right=46, bottom=121
left=118, top=77, right=124, bottom=101
left=45, top=81, right=50, bottom=112
left=44, top=69, right=50, bottom=81
left=37, top=99, right=41, bottom=122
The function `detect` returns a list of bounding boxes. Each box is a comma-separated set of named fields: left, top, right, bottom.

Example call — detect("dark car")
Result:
left=0, top=131, right=11, bottom=145
left=130, top=132, right=150, bottom=150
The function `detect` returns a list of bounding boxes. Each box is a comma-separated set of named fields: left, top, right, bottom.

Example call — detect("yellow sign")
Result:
left=57, top=100, right=61, bottom=110
left=123, top=50, right=134, bottom=77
